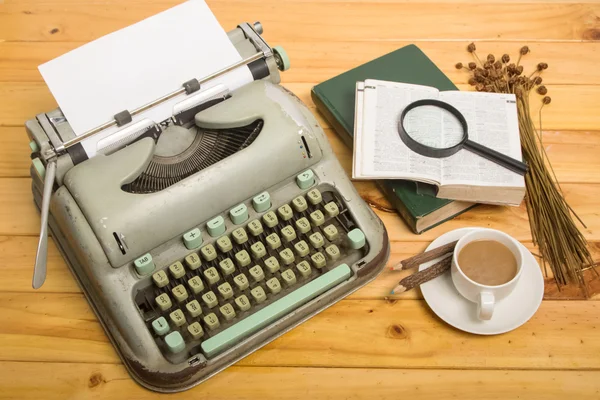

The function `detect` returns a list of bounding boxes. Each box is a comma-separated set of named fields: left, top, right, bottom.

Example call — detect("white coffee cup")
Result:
left=451, top=229, right=524, bottom=321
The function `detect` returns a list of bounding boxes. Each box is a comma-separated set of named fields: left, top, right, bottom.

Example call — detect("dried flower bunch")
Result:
left=456, top=43, right=595, bottom=292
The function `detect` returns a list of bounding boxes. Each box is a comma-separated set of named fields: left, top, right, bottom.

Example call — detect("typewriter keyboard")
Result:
left=134, top=176, right=367, bottom=362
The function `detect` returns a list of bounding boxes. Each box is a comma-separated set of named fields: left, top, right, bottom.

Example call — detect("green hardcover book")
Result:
left=311, top=44, right=476, bottom=233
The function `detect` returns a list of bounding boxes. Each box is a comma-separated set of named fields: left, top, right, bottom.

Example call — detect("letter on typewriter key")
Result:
left=203, top=267, right=220, bottom=285
left=169, top=309, right=186, bottom=327
left=294, top=240, right=310, bottom=257
left=216, top=236, right=233, bottom=253
left=281, top=225, right=297, bottom=243
left=264, top=256, right=280, bottom=273
left=217, top=282, right=234, bottom=300
left=235, top=294, right=251, bottom=311
left=279, top=248, right=295, bottom=266
left=201, top=244, right=218, bottom=262
left=249, top=265, right=265, bottom=282
left=234, top=273, right=249, bottom=290
left=295, top=217, right=311, bottom=234
left=202, top=291, right=219, bottom=309
left=277, top=204, right=294, bottom=221
left=295, top=261, right=312, bottom=278
left=204, top=313, right=220, bottom=331
left=235, top=250, right=251, bottom=267
left=266, top=233, right=282, bottom=250
left=266, top=277, right=282, bottom=294
left=155, top=293, right=172, bottom=311
left=326, top=244, right=341, bottom=261
left=187, top=322, right=204, bottom=340
left=251, top=242, right=267, bottom=259
left=311, top=252, right=327, bottom=269
left=252, top=191, right=271, bottom=213
left=248, top=219, right=263, bottom=237
left=281, top=269, right=297, bottom=287
left=184, top=253, right=202, bottom=270
left=323, top=224, right=339, bottom=241
left=309, top=232, right=325, bottom=249
left=292, top=196, right=308, bottom=213
left=219, top=258, right=236, bottom=276
left=152, top=316, right=170, bottom=336
left=309, top=210, right=325, bottom=227
left=188, top=276, right=204, bottom=294
left=172, top=284, right=189, bottom=303
left=152, top=270, right=169, bottom=288
left=169, top=261, right=186, bottom=279
left=185, top=300, right=203, bottom=318
left=220, top=303, right=236, bottom=321
left=251, top=286, right=267, bottom=303
left=232, top=227, right=248, bottom=245
left=306, top=189, right=322, bottom=205
left=324, top=202, right=340, bottom=218
left=262, top=211, right=278, bottom=228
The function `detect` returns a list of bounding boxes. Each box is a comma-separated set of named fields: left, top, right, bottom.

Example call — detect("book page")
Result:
left=357, top=79, right=442, bottom=183
left=39, top=0, right=252, bottom=158
left=439, top=91, right=524, bottom=188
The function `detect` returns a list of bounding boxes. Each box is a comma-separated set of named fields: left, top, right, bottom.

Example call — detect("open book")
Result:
left=353, top=79, right=525, bottom=206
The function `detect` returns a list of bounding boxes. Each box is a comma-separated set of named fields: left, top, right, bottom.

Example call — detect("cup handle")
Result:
left=478, top=292, right=495, bottom=320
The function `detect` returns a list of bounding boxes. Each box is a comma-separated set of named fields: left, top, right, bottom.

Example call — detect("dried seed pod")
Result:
left=537, top=85, right=548, bottom=95
left=534, top=76, right=543, bottom=85
left=455, top=62, right=464, bottom=69
left=483, top=61, right=492, bottom=69
left=538, top=62, right=549, bottom=70
left=467, top=42, right=477, bottom=53
left=520, top=46, right=530, bottom=55
left=494, top=60, right=502, bottom=69
left=543, top=96, right=552, bottom=104
left=487, top=54, right=495, bottom=63
left=475, top=83, right=485, bottom=92
left=502, top=54, right=510, bottom=63
left=516, top=65, right=524, bottom=75
left=468, top=77, right=477, bottom=86
left=468, top=62, right=477, bottom=70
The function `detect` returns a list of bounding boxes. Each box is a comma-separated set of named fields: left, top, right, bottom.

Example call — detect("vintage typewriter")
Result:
left=25, top=22, right=389, bottom=392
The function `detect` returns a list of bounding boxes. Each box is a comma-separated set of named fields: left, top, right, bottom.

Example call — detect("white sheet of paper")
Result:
left=39, top=0, right=253, bottom=157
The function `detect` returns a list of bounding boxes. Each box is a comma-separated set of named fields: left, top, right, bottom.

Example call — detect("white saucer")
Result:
left=419, top=227, right=544, bottom=335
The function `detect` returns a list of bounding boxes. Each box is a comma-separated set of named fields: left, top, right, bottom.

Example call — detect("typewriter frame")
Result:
left=26, top=23, right=390, bottom=392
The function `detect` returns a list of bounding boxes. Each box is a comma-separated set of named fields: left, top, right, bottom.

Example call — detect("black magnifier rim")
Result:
left=398, top=99, right=469, bottom=158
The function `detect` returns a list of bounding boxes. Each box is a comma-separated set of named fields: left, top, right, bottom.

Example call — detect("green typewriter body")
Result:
left=25, top=24, right=389, bottom=392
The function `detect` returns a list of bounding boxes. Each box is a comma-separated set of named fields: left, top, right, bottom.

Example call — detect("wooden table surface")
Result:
left=2, top=0, right=600, bottom=398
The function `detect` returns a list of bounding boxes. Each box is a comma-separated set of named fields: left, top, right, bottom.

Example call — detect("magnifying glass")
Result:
left=398, top=99, right=528, bottom=176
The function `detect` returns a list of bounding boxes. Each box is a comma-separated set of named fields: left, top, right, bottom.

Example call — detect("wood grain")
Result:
left=1, top=362, right=599, bottom=400
left=3, top=41, right=600, bottom=86
left=2, top=1, right=600, bottom=42
left=2, top=292, right=600, bottom=370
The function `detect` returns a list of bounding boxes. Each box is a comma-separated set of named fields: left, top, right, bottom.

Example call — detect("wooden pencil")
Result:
left=390, top=240, right=458, bottom=271
left=391, top=256, right=453, bottom=294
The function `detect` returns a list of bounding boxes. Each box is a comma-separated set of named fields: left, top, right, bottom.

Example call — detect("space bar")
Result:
left=201, top=264, right=352, bottom=357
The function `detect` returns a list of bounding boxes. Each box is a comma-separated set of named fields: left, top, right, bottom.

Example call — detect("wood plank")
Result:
left=3, top=235, right=599, bottom=300
left=3, top=81, right=600, bottom=131
left=1, top=293, right=600, bottom=369
left=0, top=128, right=32, bottom=178
left=3, top=41, right=600, bottom=86
left=1, top=362, right=599, bottom=400
left=2, top=177, right=598, bottom=241
left=2, top=1, right=600, bottom=42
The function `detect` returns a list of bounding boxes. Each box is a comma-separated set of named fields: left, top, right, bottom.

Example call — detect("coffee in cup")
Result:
left=451, top=229, right=524, bottom=321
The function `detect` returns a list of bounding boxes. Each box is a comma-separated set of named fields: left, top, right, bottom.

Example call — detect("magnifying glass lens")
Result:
left=404, top=106, right=464, bottom=150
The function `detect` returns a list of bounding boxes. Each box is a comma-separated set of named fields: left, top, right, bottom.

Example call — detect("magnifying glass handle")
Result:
left=463, top=139, right=528, bottom=176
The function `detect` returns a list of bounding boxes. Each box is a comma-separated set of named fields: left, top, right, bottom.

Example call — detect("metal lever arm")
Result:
left=32, top=158, right=57, bottom=289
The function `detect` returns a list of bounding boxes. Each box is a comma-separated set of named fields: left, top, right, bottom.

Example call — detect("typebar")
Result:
left=201, top=263, right=352, bottom=357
